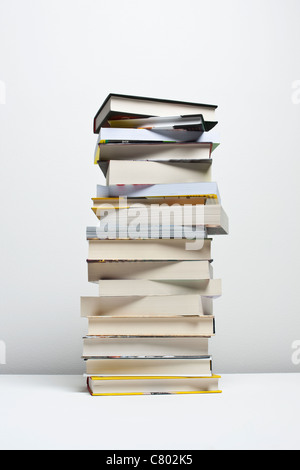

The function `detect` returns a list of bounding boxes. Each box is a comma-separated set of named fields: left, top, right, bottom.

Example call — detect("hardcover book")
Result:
left=93, top=93, right=218, bottom=133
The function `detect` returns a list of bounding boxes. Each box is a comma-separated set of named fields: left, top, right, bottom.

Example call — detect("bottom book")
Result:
left=86, top=375, right=221, bottom=396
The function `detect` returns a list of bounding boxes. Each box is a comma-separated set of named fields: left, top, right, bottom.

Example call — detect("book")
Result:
left=90, top=204, right=229, bottom=236
left=86, top=226, right=207, bottom=240
left=86, top=260, right=213, bottom=283
left=82, top=336, right=209, bottom=358
left=96, top=182, right=221, bottom=202
left=107, top=114, right=210, bottom=131
left=93, top=201, right=221, bottom=218
left=97, top=279, right=221, bottom=298
left=91, top=195, right=209, bottom=209
left=86, top=375, right=221, bottom=396
left=97, top=126, right=220, bottom=146
left=93, top=93, right=218, bottom=134
left=84, top=356, right=213, bottom=377
left=100, top=160, right=212, bottom=185
left=87, top=238, right=212, bottom=261
left=95, top=141, right=213, bottom=164
left=86, top=229, right=226, bottom=242
left=86, top=316, right=215, bottom=336
left=80, top=294, right=213, bottom=318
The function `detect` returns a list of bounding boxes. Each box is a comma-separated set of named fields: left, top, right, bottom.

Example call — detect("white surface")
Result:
left=1, top=0, right=300, bottom=374
left=0, top=373, right=299, bottom=450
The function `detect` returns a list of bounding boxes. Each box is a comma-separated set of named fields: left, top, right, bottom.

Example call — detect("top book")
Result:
left=93, top=93, right=218, bottom=134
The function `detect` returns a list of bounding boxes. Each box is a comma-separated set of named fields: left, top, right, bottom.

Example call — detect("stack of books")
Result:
left=81, top=94, right=229, bottom=396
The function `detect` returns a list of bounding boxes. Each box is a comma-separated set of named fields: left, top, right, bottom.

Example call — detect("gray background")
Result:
left=0, top=0, right=299, bottom=374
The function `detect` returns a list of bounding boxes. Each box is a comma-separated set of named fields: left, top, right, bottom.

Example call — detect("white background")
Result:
left=0, top=0, right=300, bottom=375
left=1, top=374, right=299, bottom=450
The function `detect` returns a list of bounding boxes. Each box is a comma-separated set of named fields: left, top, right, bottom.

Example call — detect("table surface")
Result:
left=0, top=373, right=299, bottom=450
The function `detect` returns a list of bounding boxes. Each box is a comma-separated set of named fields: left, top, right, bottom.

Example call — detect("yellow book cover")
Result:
left=86, top=375, right=222, bottom=396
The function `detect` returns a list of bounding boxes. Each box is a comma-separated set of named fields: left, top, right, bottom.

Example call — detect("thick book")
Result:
left=87, top=238, right=212, bottom=261
left=96, top=182, right=221, bottom=202
left=84, top=356, right=213, bottom=377
left=93, top=201, right=220, bottom=218
left=80, top=294, right=213, bottom=318
left=95, top=141, right=213, bottom=164
left=82, top=336, right=209, bottom=358
left=100, top=160, right=212, bottom=185
left=86, top=260, right=213, bottom=283
left=86, top=315, right=215, bottom=336
left=93, top=93, right=218, bottom=134
left=90, top=204, right=229, bottom=236
left=86, top=375, right=221, bottom=396
left=97, top=279, right=221, bottom=298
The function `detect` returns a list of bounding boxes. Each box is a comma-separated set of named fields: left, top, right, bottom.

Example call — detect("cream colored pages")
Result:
left=105, top=160, right=212, bottom=185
